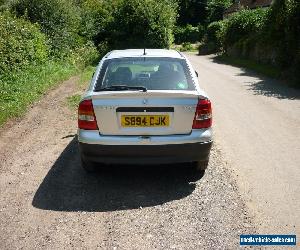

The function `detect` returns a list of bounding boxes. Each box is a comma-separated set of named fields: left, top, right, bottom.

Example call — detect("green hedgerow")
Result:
left=223, top=8, right=268, bottom=49
left=0, top=12, right=48, bottom=75
left=11, top=0, right=81, bottom=57
left=107, top=0, right=177, bottom=49
left=174, top=24, right=202, bottom=44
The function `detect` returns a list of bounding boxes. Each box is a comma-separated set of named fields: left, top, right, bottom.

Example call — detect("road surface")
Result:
left=0, top=54, right=299, bottom=249
left=187, top=53, right=300, bottom=236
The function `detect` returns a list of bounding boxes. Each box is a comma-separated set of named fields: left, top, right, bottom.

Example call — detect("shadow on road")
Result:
left=32, top=137, right=203, bottom=212
left=242, top=74, right=300, bottom=100
left=210, top=55, right=300, bottom=100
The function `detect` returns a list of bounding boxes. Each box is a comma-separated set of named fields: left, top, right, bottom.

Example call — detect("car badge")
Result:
left=143, top=99, right=148, bottom=105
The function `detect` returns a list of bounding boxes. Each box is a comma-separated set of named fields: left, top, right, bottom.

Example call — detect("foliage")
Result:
left=270, top=0, right=300, bottom=85
left=177, top=0, right=207, bottom=26
left=179, top=42, right=197, bottom=52
left=77, top=65, right=96, bottom=89
left=11, top=0, right=82, bottom=57
left=174, top=24, right=201, bottom=44
left=206, top=21, right=223, bottom=46
left=200, top=20, right=227, bottom=53
left=263, top=0, right=300, bottom=69
left=0, top=12, right=48, bottom=75
left=0, top=60, right=79, bottom=126
left=0, top=2, right=101, bottom=126
left=1, top=0, right=299, bottom=129
left=67, top=65, right=96, bottom=109
left=97, top=41, right=110, bottom=58
left=67, top=94, right=81, bottom=109
left=79, top=0, right=177, bottom=50
left=206, top=0, right=232, bottom=23
left=222, top=8, right=268, bottom=49
left=0, top=0, right=9, bottom=11
left=198, top=24, right=206, bottom=41
left=79, top=0, right=115, bottom=45
left=285, top=0, right=300, bottom=84
left=69, top=41, right=99, bottom=68
left=107, top=0, right=177, bottom=49
left=216, top=1, right=300, bottom=85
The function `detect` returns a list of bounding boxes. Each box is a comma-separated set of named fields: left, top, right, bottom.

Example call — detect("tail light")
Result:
left=192, top=99, right=212, bottom=129
left=78, top=99, right=98, bottom=130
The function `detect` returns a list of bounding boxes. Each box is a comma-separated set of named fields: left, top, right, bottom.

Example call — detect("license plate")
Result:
left=121, top=115, right=169, bottom=127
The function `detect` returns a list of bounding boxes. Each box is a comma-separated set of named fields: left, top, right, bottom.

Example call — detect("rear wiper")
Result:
left=97, top=85, right=147, bottom=92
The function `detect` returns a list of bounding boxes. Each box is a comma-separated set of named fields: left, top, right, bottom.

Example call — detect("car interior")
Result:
left=104, top=62, right=190, bottom=90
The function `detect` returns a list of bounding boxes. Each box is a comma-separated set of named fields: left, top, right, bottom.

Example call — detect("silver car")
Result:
left=78, top=49, right=212, bottom=172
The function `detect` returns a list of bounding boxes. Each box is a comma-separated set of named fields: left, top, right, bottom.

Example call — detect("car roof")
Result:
left=105, top=49, right=184, bottom=59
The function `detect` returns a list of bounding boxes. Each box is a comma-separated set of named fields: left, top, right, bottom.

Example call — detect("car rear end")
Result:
left=77, top=49, right=212, bottom=171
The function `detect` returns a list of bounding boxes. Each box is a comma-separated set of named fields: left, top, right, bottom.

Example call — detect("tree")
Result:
left=177, top=0, right=208, bottom=25
left=0, top=12, right=48, bottom=74
left=79, top=0, right=117, bottom=45
left=107, top=0, right=177, bottom=49
left=11, top=0, right=81, bottom=57
left=206, top=0, right=232, bottom=23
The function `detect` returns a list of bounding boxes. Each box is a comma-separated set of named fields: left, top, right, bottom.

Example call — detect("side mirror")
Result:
left=195, top=71, right=198, bottom=77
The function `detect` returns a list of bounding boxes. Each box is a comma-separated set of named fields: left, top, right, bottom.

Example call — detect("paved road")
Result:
left=187, top=53, right=300, bottom=236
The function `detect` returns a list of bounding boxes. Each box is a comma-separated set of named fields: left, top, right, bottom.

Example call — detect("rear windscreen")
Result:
left=95, top=57, right=195, bottom=91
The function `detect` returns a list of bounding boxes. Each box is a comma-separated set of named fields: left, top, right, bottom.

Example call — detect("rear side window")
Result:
left=95, top=57, right=195, bottom=91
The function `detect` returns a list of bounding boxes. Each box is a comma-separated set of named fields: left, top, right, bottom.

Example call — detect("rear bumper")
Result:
left=79, top=141, right=212, bottom=165
left=77, top=128, right=212, bottom=145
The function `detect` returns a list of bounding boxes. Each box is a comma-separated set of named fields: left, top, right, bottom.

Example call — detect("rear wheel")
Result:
left=81, top=157, right=97, bottom=172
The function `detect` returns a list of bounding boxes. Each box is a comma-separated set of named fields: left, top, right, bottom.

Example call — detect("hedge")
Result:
left=11, top=0, right=82, bottom=57
left=222, top=8, right=268, bottom=49
left=107, top=0, right=177, bottom=49
left=174, top=24, right=202, bottom=44
left=0, top=12, right=48, bottom=75
left=198, top=20, right=227, bottom=54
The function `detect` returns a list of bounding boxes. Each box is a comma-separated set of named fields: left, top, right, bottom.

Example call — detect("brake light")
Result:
left=78, top=99, right=98, bottom=130
left=192, top=99, right=212, bottom=129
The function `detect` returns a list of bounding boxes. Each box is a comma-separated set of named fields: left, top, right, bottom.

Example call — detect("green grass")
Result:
left=216, top=55, right=281, bottom=79
left=77, top=65, right=95, bottom=89
left=66, top=94, right=82, bottom=109
left=0, top=60, right=80, bottom=126
left=66, top=65, right=96, bottom=110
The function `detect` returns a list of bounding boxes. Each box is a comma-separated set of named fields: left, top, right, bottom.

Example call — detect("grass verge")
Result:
left=0, top=60, right=81, bottom=126
left=215, top=55, right=281, bottom=79
left=66, top=65, right=96, bottom=109
left=77, top=65, right=95, bottom=89
left=66, top=94, right=82, bottom=109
